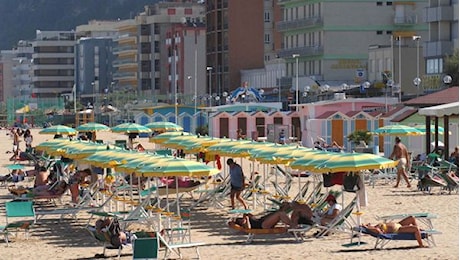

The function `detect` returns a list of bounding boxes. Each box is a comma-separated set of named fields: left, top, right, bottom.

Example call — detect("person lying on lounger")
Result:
left=231, top=202, right=292, bottom=229
left=31, top=180, right=68, bottom=197
left=361, top=216, right=427, bottom=248
left=319, top=194, right=342, bottom=225
left=290, top=201, right=314, bottom=227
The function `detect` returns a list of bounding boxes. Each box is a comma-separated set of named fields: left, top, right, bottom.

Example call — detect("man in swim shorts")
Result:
left=389, top=136, right=411, bottom=188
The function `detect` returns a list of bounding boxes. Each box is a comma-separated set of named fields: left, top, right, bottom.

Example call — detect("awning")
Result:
left=418, top=102, right=459, bottom=117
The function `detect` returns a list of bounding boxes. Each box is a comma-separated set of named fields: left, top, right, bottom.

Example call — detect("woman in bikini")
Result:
left=232, top=202, right=292, bottom=229
left=362, top=216, right=427, bottom=248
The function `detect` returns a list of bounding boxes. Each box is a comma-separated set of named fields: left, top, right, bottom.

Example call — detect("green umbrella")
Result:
left=39, top=125, right=77, bottom=135
left=372, top=124, right=423, bottom=136
left=111, top=123, right=152, bottom=134
left=314, top=152, right=398, bottom=173
left=136, top=157, right=219, bottom=177
left=289, top=151, right=338, bottom=171
left=76, top=122, right=110, bottom=132
left=150, top=132, right=192, bottom=144
left=145, top=121, right=184, bottom=132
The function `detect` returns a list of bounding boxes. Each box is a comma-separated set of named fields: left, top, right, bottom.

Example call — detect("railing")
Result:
left=276, top=17, right=323, bottom=31
left=277, top=45, right=323, bottom=58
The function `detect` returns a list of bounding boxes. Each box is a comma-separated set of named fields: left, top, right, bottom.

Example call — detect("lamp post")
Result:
left=292, top=54, right=300, bottom=111
left=413, top=36, right=421, bottom=96
left=206, top=66, right=213, bottom=107
left=386, top=80, right=393, bottom=112
left=362, top=81, right=371, bottom=97
left=398, top=36, right=402, bottom=102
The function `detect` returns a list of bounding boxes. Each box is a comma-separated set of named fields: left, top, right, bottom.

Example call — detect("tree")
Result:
left=444, top=48, right=459, bottom=86
left=347, top=130, right=372, bottom=146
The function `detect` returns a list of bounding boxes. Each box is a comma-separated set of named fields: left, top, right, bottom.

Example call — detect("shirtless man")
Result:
left=389, top=136, right=411, bottom=188
left=34, top=166, right=50, bottom=187
left=9, top=128, right=21, bottom=160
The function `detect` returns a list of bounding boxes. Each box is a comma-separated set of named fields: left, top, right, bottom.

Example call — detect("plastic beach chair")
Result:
left=0, top=200, right=36, bottom=246
left=132, top=237, right=159, bottom=260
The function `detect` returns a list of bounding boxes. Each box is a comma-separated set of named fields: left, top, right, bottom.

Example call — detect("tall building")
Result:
left=206, top=0, right=269, bottom=97
left=31, top=30, right=76, bottom=98
left=423, top=0, right=459, bottom=85
left=113, top=2, right=206, bottom=103
left=276, top=0, right=427, bottom=97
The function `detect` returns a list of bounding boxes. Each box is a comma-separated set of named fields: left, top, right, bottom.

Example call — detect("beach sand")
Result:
left=0, top=128, right=458, bottom=260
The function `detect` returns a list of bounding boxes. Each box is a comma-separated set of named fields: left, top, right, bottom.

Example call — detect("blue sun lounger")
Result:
left=354, top=226, right=441, bottom=249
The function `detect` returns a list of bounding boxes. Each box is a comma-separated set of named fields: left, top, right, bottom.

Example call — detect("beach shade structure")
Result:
left=372, top=124, right=423, bottom=136
left=136, top=158, right=220, bottom=178
left=111, top=123, right=152, bottom=134
left=39, top=125, right=77, bottom=136
left=289, top=151, right=339, bottom=172
left=313, top=152, right=398, bottom=173
left=150, top=132, right=192, bottom=144
left=76, top=122, right=110, bottom=132
left=35, top=138, right=70, bottom=152
left=145, top=121, right=184, bottom=132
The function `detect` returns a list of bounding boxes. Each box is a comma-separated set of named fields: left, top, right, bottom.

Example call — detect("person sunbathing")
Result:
left=290, top=201, right=314, bottom=227
left=34, top=166, right=50, bottom=187
left=231, top=202, right=292, bottom=229
left=31, top=180, right=68, bottom=197
left=362, top=216, right=427, bottom=248
left=69, top=169, right=92, bottom=203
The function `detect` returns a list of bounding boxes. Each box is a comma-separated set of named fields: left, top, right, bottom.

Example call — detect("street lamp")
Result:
left=413, top=36, right=421, bottom=96
left=385, top=80, right=394, bottom=112
left=206, top=66, right=213, bottom=107
left=362, top=81, right=371, bottom=97
left=292, top=54, right=300, bottom=111
left=443, top=75, right=452, bottom=85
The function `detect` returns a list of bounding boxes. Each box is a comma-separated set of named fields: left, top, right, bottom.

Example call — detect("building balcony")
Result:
left=394, top=14, right=417, bottom=25
left=425, top=6, right=453, bottom=22
left=276, top=17, right=323, bottom=31
left=113, top=72, right=137, bottom=81
left=32, top=75, right=74, bottom=82
left=31, top=64, right=74, bottom=70
left=32, top=52, right=74, bottom=59
left=424, top=41, right=454, bottom=57
left=277, top=45, right=323, bottom=58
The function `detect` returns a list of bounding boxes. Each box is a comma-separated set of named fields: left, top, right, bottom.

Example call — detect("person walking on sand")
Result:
left=227, top=158, right=248, bottom=210
left=389, top=136, right=411, bottom=188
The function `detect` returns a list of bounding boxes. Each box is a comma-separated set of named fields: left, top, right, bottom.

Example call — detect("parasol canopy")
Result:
left=76, top=122, right=110, bottom=132
left=111, top=123, right=152, bottom=134
left=145, top=121, right=184, bottom=132
left=39, top=125, right=77, bottom=135
left=372, top=124, right=423, bottom=136
left=313, top=152, right=398, bottom=173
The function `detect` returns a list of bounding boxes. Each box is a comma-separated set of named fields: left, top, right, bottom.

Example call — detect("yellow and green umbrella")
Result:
left=39, top=125, right=77, bottom=135
left=145, top=121, right=184, bottom=132
left=289, top=151, right=337, bottom=171
left=111, top=123, right=152, bottom=134
left=76, top=122, right=110, bottom=132
left=150, top=132, right=192, bottom=144
left=136, top=158, right=219, bottom=178
left=313, top=152, right=398, bottom=173
left=372, top=124, right=423, bottom=136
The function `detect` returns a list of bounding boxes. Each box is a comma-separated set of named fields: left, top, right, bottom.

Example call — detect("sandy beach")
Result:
left=0, top=128, right=458, bottom=260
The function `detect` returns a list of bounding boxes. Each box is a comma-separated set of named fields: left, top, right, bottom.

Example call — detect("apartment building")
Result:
left=423, top=0, right=458, bottom=83
left=113, top=2, right=206, bottom=103
left=31, top=30, right=76, bottom=98
left=276, top=0, right=427, bottom=96
left=206, top=0, right=281, bottom=97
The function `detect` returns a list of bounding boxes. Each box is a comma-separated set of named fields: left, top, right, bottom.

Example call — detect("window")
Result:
left=184, top=8, right=192, bottom=15
left=426, top=58, right=443, bottom=74
left=167, top=8, right=176, bottom=15
left=376, top=31, right=383, bottom=35
left=386, top=2, right=393, bottom=5
left=377, top=2, right=383, bottom=6
left=264, top=11, right=270, bottom=22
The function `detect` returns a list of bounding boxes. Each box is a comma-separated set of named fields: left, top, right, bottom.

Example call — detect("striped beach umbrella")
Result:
left=313, top=152, right=398, bottom=173
left=111, top=123, right=152, bottom=134
left=145, top=121, right=184, bottom=132
left=76, top=122, right=110, bottom=132
left=39, top=125, right=77, bottom=135
left=372, top=124, right=423, bottom=136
